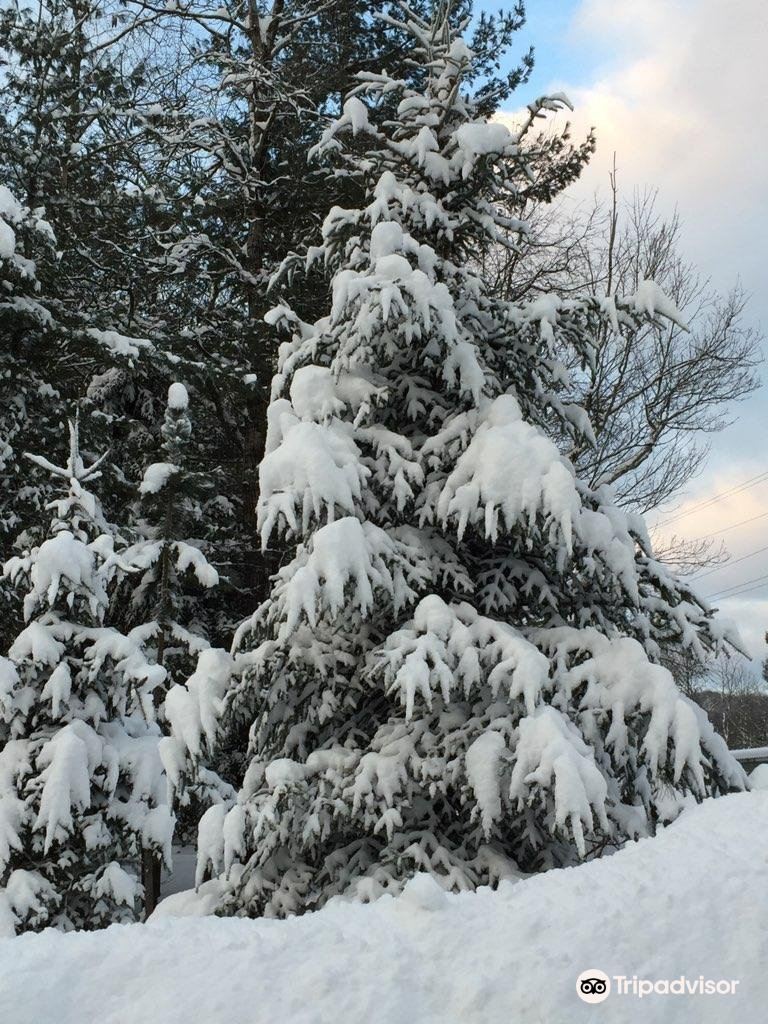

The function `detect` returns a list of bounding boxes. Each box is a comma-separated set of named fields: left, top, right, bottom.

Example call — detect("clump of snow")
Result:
left=631, top=279, right=687, bottom=329
left=174, top=542, right=219, bottom=588
left=139, top=463, right=179, bottom=495
left=510, top=706, right=609, bottom=857
left=160, top=648, right=233, bottom=790
left=455, top=122, right=513, bottom=158
left=340, top=96, right=371, bottom=136
left=93, top=862, right=140, bottom=907
left=289, top=366, right=381, bottom=422
left=14, top=531, right=99, bottom=617
left=1, top=792, right=765, bottom=1023
left=382, top=595, right=549, bottom=720
left=434, top=395, right=579, bottom=547
left=0, top=185, right=25, bottom=226
left=167, top=382, right=189, bottom=410
left=258, top=403, right=368, bottom=545
left=279, top=518, right=396, bottom=635
left=154, top=877, right=230, bottom=919
left=264, top=758, right=308, bottom=789
left=86, top=328, right=154, bottom=359
left=6, top=621, right=64, bottom=667
left=465, top=731, right=507, bottom=837
left=0, top=217, right=16, bottom=260
left=749, top=764, right=768, bottom=790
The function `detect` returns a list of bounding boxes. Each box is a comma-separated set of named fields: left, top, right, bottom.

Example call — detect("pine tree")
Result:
left=0, top=416, right=172, bottom=933
left=0, top=0, right=157, bottom=326
left=0, top=186, right=59, bottom=601
left=0, top=0, right=237, bottom=648
left=120, top=382, right=221, bottom=912
left=126, top=383, right=219, bottom=685
left=165, top=3, right=746, bottom=917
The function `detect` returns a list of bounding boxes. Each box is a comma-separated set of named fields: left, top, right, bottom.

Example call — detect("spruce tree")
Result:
left=0, top=182, right=115, bottom=651
left=0, top=0, right=238, bottom=650
left=126, top=383, right=219, bottom=684
left=127, top=0, right=545, bottom=611
left=0, top=416, right=172, bottom=932
left=0, top=185, right=60, bottom=614
left=122, top=382, right=221, bottom=912
left=168, top=4, right=744, bottom=915
left=0, top=177, right=184, bottom=654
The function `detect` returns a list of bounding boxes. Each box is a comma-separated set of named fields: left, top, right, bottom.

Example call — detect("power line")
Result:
left=691, top=543, right=768, bottom=583
left=728, top=580, right=768, bottom=599
left=705, top=571, right=768, bottom=600
left=659, top=471, right=768, bottom=527
left=657, top=469, right=768, bottom=529
left=692, top=509, right=768, bottom=542
left=707, top=577, right=768, bottom=602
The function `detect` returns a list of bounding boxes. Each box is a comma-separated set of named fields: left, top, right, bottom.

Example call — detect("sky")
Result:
left=483, top=0, right=768, bottom=663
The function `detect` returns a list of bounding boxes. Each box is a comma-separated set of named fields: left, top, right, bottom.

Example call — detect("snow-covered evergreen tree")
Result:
left=0, top=416, right=172, bottom=933
left=117, top=382, right=220, bottom=912
left=0, top=185, right=64, bottom=646
left=125, top=383, right=219, bottom=687
left=0, top=0, right=247, bottom=658
left=0, top=175, right=176, bottom=653
left=170, top=3, right=745, bottom=917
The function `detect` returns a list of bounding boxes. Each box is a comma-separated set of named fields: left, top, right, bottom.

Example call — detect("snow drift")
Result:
left=0, top=791, right=765, bottom=1024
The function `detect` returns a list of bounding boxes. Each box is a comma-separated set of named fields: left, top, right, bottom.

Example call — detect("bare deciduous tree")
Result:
left=664, top=649, right=768, bottom=748
left=485, top=161, right=763, bottom=551
left=698, top=657, right=768, bottom=749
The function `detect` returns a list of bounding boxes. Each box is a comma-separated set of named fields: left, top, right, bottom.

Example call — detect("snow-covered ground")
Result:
left=1, top=791, right=766, bottom=1024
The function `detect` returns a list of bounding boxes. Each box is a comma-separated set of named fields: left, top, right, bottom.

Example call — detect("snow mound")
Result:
left=397, top=872, right=448, bottom=912
left=1, top=792, right=765, bottom=1023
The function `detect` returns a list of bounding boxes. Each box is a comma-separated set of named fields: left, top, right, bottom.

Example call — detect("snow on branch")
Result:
left=510, top=706, right=609, bottom=857
left=277, top=518, right=401, bottom=638
left=376, top=595, right=550, bottom=719
left=432, top=395, right=579, bottom=548
left=258, top=401, right=369, bottom=547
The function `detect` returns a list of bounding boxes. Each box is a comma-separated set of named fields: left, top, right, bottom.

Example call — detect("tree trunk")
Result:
left=142, top=850, right=162, bottom=919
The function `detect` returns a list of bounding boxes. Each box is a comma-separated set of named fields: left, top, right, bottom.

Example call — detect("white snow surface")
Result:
left=1, top=791, right=765, bottom=1024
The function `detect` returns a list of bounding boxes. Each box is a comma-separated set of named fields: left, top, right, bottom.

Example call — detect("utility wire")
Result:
left=692, top=509, right=768, bottom=541
left=691, top=543, right=768, bottom=583
left=657, top=469, right=768, bottom=529
left=705, top=571, right=768, bottom=601
left=711, top=578, right=768, bottom=600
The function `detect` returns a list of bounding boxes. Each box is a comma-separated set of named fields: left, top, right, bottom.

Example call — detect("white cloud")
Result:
left=498, top=1, right=768, bottom=655
left=551, top=0, right=768, bottom=292
left=498, top=0, right=768, bottom=292
left=565, top=0, right=768, bottom=241
left=560, top=0, right=768, bottom=657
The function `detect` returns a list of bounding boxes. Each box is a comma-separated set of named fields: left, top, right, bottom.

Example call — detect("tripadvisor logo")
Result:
left=577, top=970, right=611, bottom=1004
left=576, top=969, right=741, bottom=1003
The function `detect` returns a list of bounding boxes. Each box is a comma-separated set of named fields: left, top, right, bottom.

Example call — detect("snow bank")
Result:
left=0, top=792, right=765, bottom=1023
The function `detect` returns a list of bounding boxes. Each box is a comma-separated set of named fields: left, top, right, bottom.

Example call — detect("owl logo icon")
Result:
left=577, top=969, right=611, bottom=1004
